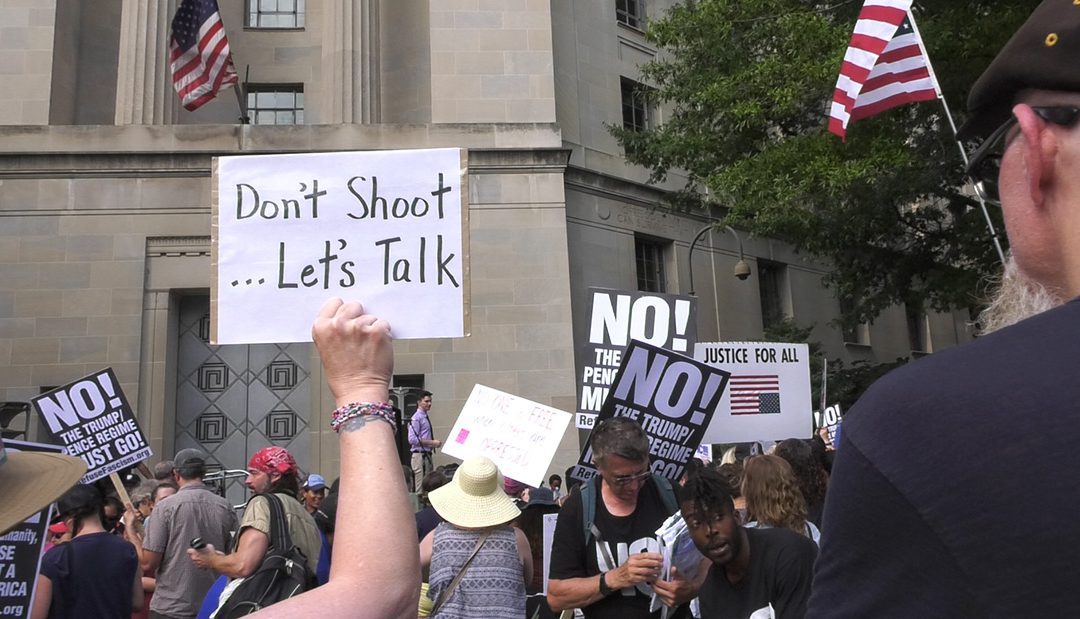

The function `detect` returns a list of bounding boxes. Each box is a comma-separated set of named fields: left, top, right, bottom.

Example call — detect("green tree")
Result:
left=612, top=0, right=1038, bottom=326
left=762, top=317, right=907, bottom=413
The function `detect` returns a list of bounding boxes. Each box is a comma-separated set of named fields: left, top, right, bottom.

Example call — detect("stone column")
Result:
left=115, top=0, right=175, bottom=124
left=322, top=0, right=380, bottom=124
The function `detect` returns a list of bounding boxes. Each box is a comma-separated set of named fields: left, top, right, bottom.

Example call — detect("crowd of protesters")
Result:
left=9, top=6, right=1080, bottom=614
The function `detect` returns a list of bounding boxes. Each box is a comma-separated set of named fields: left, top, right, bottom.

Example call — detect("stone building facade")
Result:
left=0, top=0, right=971, bottom=494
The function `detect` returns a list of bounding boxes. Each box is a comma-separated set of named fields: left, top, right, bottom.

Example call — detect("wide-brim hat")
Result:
left=0, top=439, right=87, bottom=535
left=429, top=456, right=520, bottom=529
left=960, top=1, right=1080, bottom=140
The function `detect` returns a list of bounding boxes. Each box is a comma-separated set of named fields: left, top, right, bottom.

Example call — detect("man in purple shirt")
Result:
left=408, top=390, right=441, bottom=492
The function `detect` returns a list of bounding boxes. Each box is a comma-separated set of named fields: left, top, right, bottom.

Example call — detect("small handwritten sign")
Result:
left=442, top=385, right=572, bottom=488
left=212, top=148, right=469, bottom=344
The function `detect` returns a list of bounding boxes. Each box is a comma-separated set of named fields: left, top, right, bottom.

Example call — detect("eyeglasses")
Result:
left=605, top=470, right=651, bottom=488
left=966, top=106, right=1080, bottom=205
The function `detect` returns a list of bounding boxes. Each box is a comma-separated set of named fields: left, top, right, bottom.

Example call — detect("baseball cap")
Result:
left=961, top=1, right=1080, bottom=140
left=525, top=486, right=557, bottom=508
left=173, top=447, right=208, bottom=478
left=303, top=473, right=327, bottom=491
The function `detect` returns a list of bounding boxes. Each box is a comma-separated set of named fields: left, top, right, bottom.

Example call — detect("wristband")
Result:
left=599, top=571, right=614, bottom=596
left=330, top=402, right=396, bottom=432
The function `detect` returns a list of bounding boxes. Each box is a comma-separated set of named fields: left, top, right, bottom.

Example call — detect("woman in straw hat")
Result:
left=421, top=455, right=533, bottom=618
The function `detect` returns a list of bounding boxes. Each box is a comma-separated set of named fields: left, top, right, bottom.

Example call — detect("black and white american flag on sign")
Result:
left=829, top=1, right=939, bottom=139
left=169, top=0, right=238, bottom=111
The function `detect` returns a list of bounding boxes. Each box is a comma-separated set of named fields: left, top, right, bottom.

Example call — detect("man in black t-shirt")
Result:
left=682, top=467, right=816, bottom=619
left=548, top=418, right=698, bottom=618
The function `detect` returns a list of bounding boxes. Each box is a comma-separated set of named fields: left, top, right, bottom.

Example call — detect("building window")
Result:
left=635, top=236, right=668, bottom=293
left=247, top=85, right=304, bottom=125
left=757, top=260, right=788, bottom=329
left=247, top=0, right=305, bottom=28
left=839, top=296, right=871, bottom=346
left=906, top=303, right=931, bottom=354
left=616, top=0, right=645, bottom=30
left=621, top=78, right=653, bottom=132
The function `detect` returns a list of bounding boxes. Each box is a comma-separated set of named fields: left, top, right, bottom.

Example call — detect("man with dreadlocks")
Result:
left=681, top=467, right=817, bottom=619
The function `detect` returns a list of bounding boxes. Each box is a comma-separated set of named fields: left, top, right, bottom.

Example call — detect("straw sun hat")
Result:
left=0, top=436, right=87, bottom=535
left=429, top=456, right=520, bottom=529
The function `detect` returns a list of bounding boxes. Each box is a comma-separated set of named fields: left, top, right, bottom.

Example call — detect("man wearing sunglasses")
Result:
left=807, top=2, right=1080, bottom=617
left=548, top=418, right=698, bottom=618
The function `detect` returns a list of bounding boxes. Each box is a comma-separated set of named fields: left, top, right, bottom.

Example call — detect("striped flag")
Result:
left=169, top=0, right=238, bottom=112
left=828, top=2, right=939, bottom=139
left=729, top=375, right=782, bottom=415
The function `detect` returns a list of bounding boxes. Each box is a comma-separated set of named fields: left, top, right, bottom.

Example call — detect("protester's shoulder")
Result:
left=749, top=527, right=817, bottom=565
left=859, top=300, right=1080, bottom=404
left=846, top=302, right=1080, bottom=444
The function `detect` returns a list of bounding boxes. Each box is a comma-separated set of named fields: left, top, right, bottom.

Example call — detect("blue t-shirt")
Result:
left=40, top=531, right=138, bottom=619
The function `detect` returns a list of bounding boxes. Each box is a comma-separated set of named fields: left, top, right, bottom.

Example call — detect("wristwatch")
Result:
left=598, top=571, right=614, bottom=596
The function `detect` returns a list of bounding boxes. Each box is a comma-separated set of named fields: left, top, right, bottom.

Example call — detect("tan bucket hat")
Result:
left=0, top=437, right=87, bottom=535
left=429, top=456, right=520, bottom=529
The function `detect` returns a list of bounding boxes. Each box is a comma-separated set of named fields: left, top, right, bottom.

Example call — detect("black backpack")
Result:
left=216, top=493, right=317, bottom=618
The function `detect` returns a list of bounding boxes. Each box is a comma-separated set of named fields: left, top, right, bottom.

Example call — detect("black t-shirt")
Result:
left=808, top=300, right=1080, bottom=618
left=699, top=527, right=817, bottom=619
left=548, top=478, right=688, bottom=619
left=40, top=531, right=138, bottom=619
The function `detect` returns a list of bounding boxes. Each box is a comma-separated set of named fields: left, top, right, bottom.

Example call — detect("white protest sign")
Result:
left=442, top=385, right=572, bottom=488
left=542, top=512, right=558, bottom=595
left=575, top=289, right=697, bottom=429
left=695, top=342, right=812, bottom=444
left=30, top=368, right=153, bottom=483
left=213, top=148, right=469, bottom=344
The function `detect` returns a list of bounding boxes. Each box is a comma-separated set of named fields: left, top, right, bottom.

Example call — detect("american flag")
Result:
left=729, top=375, right=782, bottom=415
left=169, top=0, right=238, bottom=111
left=828, top=2, right=939, bottom=140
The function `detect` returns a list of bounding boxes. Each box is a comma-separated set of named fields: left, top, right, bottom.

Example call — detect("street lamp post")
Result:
left=687, top=224, right=751, bottom=296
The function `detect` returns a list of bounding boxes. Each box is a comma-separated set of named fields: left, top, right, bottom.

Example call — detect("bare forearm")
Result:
left=330, top=399, right=420, bottom=615
left=205, top=550, right=251, bottom=579
left=548, top=576, right=605, bottom=612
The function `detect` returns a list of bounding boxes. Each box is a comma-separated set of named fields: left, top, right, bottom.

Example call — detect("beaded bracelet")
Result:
left=330, top=402, right=396, bottom=433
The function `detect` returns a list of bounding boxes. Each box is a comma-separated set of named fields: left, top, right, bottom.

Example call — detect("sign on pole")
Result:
left=442, top=385, right=572, bottom=488
left=571, top=341, right=729, bottom=483
left=213, top=147, right=470, bottom=344
left=0, top=440, right=61, bottom=618
left=814, top=403, right=843, bottom=445
left=31, top=368, right=153, bottom=483
left=575, top=288, right=697, bottom=430
left=695, top=342, right=812, bottom=443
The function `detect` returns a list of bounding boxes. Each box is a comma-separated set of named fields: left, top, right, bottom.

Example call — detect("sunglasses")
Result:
left=966, top=106, right=1080, bottom=205
left=605, top=470, right=651, bottom=488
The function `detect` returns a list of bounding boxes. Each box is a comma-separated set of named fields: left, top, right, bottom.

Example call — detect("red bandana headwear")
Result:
left=248, top=446, right=297, bottom=476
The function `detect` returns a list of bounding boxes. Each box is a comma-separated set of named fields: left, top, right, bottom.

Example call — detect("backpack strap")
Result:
left=258, top=493, right=295, bottom=555
left=651, top=474, right=678, bottom=515
left=580, top=476, right=598, bottom=542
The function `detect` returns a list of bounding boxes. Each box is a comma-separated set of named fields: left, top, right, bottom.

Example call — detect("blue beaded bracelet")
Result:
left=330, top=402, right=396, bottom=433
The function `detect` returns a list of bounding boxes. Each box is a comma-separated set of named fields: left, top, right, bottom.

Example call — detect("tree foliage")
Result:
left=612, top=0, right=1039, bottom=325
left=763, top=317, right=908, bottom=411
